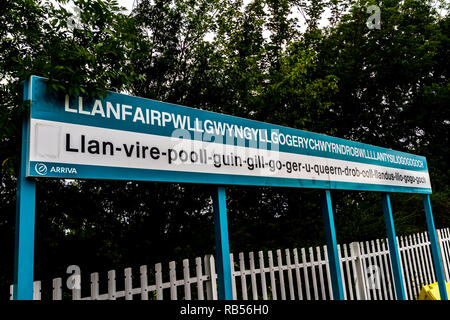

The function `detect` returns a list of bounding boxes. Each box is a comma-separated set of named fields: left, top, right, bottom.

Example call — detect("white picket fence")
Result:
left=10, top=228, right=450, bottom=300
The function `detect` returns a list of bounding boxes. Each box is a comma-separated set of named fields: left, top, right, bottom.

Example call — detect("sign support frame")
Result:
left=13, top=82, right=37, bottom=300
left=423, top=194, right=448, bottom=300
left=381, top=193, right=406, bottom=300
left=321, top=190, right=345, bottom=300
left=12, top=76, right=447, bottom=301
left=212, top=186, right=233, bottom=300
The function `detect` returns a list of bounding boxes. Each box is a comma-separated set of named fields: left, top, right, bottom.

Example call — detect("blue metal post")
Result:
left=321, top=190, right=345, bottom=300
left=212, top=186, right=233, bottom=300
left=423, top=194, right=448, bottom=300
left=381, top=193, right=406, bottom=300
left=13, top=81, right=37, bottom=300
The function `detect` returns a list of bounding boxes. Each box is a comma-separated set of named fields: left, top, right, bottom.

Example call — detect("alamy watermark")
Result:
left=66, top=265, right=81, bottom=290
left=366, top=4, right=381, bottom=30
left=67, top=5, right=83, bottom=31
left=366, top=265, right=381, bottom=290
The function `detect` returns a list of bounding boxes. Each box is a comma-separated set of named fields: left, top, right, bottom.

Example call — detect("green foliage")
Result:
left=0, top=0, right=149, bottom=298
left=307, top=0, right=450, bottom=240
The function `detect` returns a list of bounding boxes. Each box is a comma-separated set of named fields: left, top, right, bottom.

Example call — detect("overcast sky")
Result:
left=114, top=0, right=330, bottom=32
left=117, top=0, right=134, bottom=13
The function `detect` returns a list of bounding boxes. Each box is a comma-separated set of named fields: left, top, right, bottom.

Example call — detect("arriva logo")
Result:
left=34, top=163, right=48, bottom=175
left=50, top=166, right=78, bottom=174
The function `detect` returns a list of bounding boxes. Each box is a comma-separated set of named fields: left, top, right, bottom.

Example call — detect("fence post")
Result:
left=204, top=254, right=218, bottom=300
left=183, top=259, right=192, bottom=300
left=90, top=273, right=99, bottom=300
left=436, top=229, right=450, bottom=282
left=195, top=258, right=204, bottom=300
left=52, top=278, right=62, bottom=300
left=124, top=267, right=133, bottom=300
left=140, top=265, right=149, bottom=300
left=239, top=252, right=248, bottom=300
left=72, top=277, right=81, bottom=300
left=33, top=281, right=41, bottom=300
left=230, top=253, right=237, bottom=300
left=350, top=242, right=367, bottom=300
left=155, top=263, right=163, bottom=300
left=108, top=270, right=117, bottom=300
left=169, top=261, right=178, bottom=300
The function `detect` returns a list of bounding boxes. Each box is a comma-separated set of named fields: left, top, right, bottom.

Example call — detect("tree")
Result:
left=0, top=0, right=448, bottom=299
left=307, top=0, right=450, bottom=236
left=0, top=0, right=148, bottom=298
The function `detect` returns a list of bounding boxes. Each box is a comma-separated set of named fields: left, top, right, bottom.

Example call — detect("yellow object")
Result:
left=418, top=282, right=450, bottom=300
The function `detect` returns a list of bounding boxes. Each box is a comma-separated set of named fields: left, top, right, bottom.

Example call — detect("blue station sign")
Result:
left=25, top=76, right=432, bottom=193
